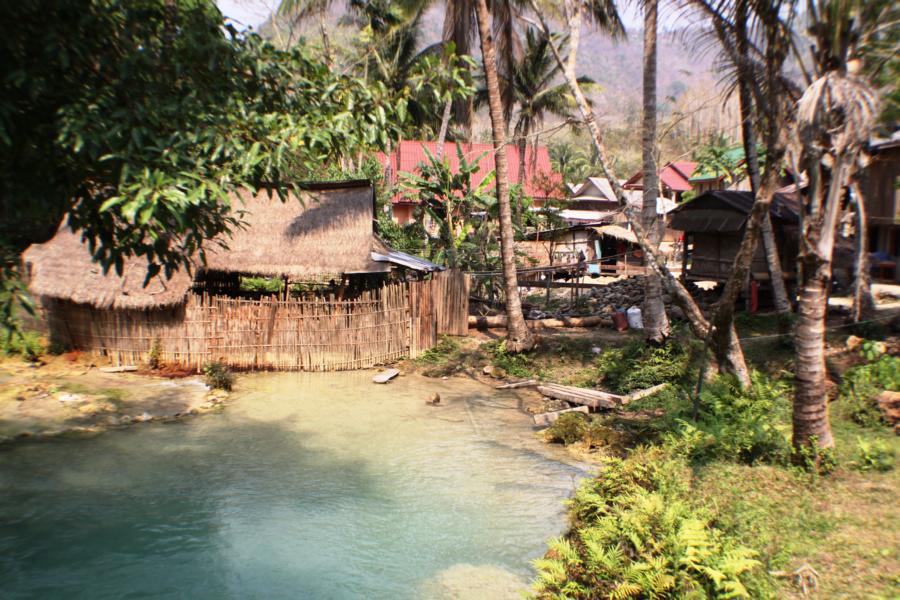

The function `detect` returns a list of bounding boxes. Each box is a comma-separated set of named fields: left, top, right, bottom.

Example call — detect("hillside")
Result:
left=259, top=3, right=740, bottom=171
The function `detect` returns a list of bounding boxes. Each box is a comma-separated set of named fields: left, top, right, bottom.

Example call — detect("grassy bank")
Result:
left=412, top=319, right=899, bottom=598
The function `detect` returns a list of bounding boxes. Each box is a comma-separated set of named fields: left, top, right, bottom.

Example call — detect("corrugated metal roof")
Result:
left=593, top=225, right=637, bottom=242
left=370, top=236, right=444, bottom=272
left=669, top=190, right=801, bottom=232
left=376, top=141, right=563, bottom=202
left=623, top=161, right=698, bottom=193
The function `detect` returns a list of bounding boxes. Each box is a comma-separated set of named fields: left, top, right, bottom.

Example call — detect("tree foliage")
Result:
left=399, top=143, right=499, bottom=270
left=1, top=0, right=412, bottom=328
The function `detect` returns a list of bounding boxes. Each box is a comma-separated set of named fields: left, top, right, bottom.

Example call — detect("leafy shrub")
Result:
left=485, top=339, right=536, bottom=378
left=595, top=339, right=692, bottom=394
left=533, top=447, right=766, bottom=599
left=855, top=437, right=895, bottom=472
left=416, top=335, right=460, bottom=365
left=1, top=329, right=46, bottom=362
left=240, top=276, right=283, bottom=293
left=545, top=412, right=588, bottom=445
left=838, top=355, right=900, bottom=428
left=545, top=413, right=624, bottom=449
left=147, top=337, right=162, bottom=369
left=664, top=373, right=790, bottom=465
left=202, top=361, right=234, bottom=391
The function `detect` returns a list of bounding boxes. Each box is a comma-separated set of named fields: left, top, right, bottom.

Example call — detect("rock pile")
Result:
left=589, top=276, right=647, bottom=312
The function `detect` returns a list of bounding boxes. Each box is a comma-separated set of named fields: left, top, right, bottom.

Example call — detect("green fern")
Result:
left=531, top=447, right=767, bottom=599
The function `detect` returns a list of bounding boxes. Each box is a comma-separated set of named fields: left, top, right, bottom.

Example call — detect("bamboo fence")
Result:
left=42, top=271, right=469, bottom=371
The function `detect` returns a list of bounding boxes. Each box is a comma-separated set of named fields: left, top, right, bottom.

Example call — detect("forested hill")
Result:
left=258, top=3, right=724, bottom=125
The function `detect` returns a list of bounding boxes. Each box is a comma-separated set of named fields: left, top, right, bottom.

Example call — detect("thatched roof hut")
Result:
left=24, top=181, right=397, bottom=310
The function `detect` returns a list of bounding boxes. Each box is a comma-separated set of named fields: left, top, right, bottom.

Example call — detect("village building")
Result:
left=377, top=141, right=563, bottom=224
left=623, top=160, right=698, bottom=202
left=669, top=189, right=800, bottom=287
left=23, top=181, right=468, bottom=371
left=862, top=134, right=900, bottom=281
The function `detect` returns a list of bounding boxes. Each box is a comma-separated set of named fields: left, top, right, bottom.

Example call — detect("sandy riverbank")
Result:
left=0, top=355, right=228, bottom=446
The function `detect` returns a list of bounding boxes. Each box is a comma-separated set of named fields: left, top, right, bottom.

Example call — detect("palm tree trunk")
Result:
left=516, top=136, right=527, bottom=228
left=851, top=182, right=875, bottom=322
left=734, top=0, right=790, bottom=314
left=528, top=1, right=749, bottom=381
left=794, top=262, right=834, bottom=452
left=474, top=0, right=534, bottom=352
left=640, top=0, right=669, bottom=344
left=793, top=154, right=846, bottom=455
left=435, top=97, right=453, bottom=160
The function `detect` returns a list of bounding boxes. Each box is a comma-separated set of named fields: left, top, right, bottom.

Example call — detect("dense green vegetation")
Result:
left=202, top=361, right=234, bottom=391
left=533, top=447, right=767, bottom=599
left=528, top=327, right=899, bottom=598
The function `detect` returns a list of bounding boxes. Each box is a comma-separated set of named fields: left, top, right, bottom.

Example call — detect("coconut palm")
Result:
left=473, top=0, right=533, bottom=352
left=791, top=0, right=881, bottom=456
left=510, top=29, right=591, bottom=184
left=640, top=0, right=670, bottom=343
left=476, top=28, right=592, bottom=223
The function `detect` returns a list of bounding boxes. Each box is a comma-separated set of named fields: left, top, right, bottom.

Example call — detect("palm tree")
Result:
left=526, top=0, right=755, bottom=383
left=510, top=29, right=591, bottom=186
left=476, top=28, right=591, bottom=224
left=640, top=0, right=670, bottom=344
left=474, top=0, right=534, bottom=352
left=443, top=0, right=522, bottom=138
left=791, top=0, right=880, bottom=456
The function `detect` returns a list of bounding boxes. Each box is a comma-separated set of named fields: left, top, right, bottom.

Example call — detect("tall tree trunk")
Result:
left=527, top=1, right=749, bottom=381
left=850, top=182, right=875, bottom=322
left=435, top=97, right=453, bottom=161
left=475, top=0, right=534, bottom=352
left=640, top=0, right=669, bottom=344
left=794, top=263, right=834, bottom=451
left=793, top=154, right=846, bottom=455
left=516, top=136, right=527, bottom=229
left=734, top=0, right=790, bottom=314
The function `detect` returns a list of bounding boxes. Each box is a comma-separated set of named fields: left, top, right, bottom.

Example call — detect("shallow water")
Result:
left=0, top=372, right=587, bottom=599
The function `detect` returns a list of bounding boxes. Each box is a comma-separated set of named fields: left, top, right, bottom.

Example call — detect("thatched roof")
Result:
left=206, top=184, right=388, bottom=277
left=24, top=181, right=390, bottom=309
left=23, top=227, right=195, bottom=310
left=592, top=225, right=638, bottom=243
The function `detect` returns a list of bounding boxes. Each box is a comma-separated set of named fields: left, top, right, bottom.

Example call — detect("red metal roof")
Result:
left=377, top=141, right=563, bottom=204
left=623, top=161, right=698, bottom=193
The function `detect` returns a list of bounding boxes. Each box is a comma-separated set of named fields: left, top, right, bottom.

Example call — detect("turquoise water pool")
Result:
left=0, top=372, right=586, bottom=599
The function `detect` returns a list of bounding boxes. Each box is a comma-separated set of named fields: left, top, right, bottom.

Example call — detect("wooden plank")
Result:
left=622, top=383, right=669, bottom=404
left=469, top=315, right=611, bottom=330
left=533, top=405, right=590, bottom=427
left=537, top=384, right=622, bottom=409
left=99, top=365, right=138, bottom=373
left=373, top=368, right=400, bottom=384
left=495, top=379, right=539, bottom=389
left=516, top=281, right=608, bottom=289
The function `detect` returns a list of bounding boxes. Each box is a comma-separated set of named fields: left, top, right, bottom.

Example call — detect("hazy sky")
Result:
left=216, top=0, right=278, bottom=29
left=216, top=0, right=643, bottom=32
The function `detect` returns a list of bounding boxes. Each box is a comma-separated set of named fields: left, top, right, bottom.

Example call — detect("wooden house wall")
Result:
left=686, top=225, right=798, bottom=281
